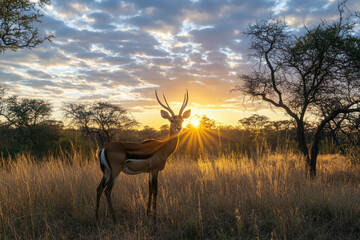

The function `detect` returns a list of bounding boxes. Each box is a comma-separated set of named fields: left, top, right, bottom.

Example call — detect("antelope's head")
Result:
left=155, top=89, right=191, bottom=134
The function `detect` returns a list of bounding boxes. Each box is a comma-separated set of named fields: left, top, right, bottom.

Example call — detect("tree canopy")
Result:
left=239, top=114, right=270, bottom=130
left=63, top=101, right=138, bottom=146
left=0, top=0, right=53, bottom=53
left=0, top=95, right=63, bottom=154
left=235, top=2, right=360, bottom=177
left=0, top=96, right=52, bottom=128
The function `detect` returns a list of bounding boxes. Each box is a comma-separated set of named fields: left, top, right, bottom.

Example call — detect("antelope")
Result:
left=95, top=89, right=190, bottom=222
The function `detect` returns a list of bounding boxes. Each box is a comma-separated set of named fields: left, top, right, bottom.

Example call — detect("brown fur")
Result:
left=95, top=90, right=190, bottom=222
left=101, top=136, right=178, bottom=174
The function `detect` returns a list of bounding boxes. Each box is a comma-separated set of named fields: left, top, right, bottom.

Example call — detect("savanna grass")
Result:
left=1, top=151, right=360, bottom=239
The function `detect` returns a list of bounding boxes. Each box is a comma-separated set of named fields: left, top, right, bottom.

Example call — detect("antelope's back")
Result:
left=122, top=139, right=165, bottom=159
left=101, top=140, right=166, bottom=160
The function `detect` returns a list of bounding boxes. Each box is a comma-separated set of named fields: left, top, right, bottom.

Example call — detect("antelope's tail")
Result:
left=97, top=148, right=111, bottom=185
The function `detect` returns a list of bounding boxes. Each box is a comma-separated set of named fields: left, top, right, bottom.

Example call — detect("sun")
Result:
left=190, top=118, right=200, bottom=128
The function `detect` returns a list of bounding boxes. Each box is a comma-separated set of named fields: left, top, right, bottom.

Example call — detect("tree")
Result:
left=0, top=0, right=53, bottom=53
left=0, top=95, right=62, bottom=154
left=239, top=114, right=270, bottom=130
left=234, top=2, right=360, bottom=177
left=0, top=96, right=51, bottom=127
left=139, top=125, right=158, bottom=140
left=268, top=120, right=293, bottom=132
left=159, top=124, right=169, bottom=138
left=199, top=115, right=217, bottom=129
left=326, top=112, right=360, bottom=163
left=63, top=102, right=138, bottom=146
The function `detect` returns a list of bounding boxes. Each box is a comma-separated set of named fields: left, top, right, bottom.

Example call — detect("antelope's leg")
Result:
left=152, top=170, right=159, bottom=218
left=96, top=177, right=107, bottom=221
left=105, top=177, right=117, bottom=222
left=147, top=172, right=153, bottom=216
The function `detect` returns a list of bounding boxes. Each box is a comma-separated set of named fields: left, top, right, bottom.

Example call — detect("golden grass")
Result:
left=1, top=152, right=360, bottom=239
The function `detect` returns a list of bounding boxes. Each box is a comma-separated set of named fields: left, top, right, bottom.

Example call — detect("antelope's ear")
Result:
left=161, top=110, right=171, bottom=119
left=182, top=109, right=191, bottom=119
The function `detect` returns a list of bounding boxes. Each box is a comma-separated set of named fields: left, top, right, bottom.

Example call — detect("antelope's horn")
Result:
left=179, top=89, right=188, bottom=116
left=155, top=89, right=175, bottom=117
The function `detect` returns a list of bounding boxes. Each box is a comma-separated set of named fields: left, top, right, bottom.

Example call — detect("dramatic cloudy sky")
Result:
left=1, top=0, right=359, bottom=128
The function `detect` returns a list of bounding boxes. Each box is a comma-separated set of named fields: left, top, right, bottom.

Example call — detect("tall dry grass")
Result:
left=1, top=151, right=360, bottom=239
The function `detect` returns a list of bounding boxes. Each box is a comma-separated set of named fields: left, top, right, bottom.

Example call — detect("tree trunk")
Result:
left=296, top=121, right=314, bottom=177
left=309, top=139, right=319, bottom=178
left=296, top=121, right=309, bottom=155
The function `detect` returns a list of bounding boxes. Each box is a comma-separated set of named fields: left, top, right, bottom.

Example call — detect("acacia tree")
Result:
left=0, top=96, right=62, bottom=153
left=239, top=114, right=270, bottom=130
left=199, top=115, right=217, bottom=129
left=0, top=0, right=53, bottom=53
left=1, top=96, right=51, bottom=127
left=234, top=2, right=360, bottom=177
left=63, top=102, right=138, bottom=146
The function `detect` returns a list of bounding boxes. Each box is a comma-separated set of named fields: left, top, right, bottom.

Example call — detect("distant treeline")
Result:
left=0, top=95, right=359, bottom=164
left=0, top=117, right=298, bottom=159
left=0, top=88, right=359, bottom=161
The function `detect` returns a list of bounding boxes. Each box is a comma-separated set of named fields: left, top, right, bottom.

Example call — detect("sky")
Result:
left=1, top=0, right=359, bottom=128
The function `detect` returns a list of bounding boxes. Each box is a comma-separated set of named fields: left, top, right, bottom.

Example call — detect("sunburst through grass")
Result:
left=180, top=125, right=220, bottom=154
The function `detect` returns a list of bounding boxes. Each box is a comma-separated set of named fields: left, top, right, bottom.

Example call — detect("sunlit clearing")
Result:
left=191, top=118, right=200, bottom=127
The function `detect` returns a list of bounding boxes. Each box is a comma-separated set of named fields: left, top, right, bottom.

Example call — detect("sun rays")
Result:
left=179, top=125, right=220, bottom=154
left=190, top=118, right=200, bottom=128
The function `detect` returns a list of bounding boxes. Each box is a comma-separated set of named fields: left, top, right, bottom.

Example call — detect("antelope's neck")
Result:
left=166, top=132, right=179, bottom=156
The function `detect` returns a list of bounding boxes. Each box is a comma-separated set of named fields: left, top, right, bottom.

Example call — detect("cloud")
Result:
left=97, top=0, right=136, bottom=15
left=1, top=0, right=357, bottom=126
left=86, top=11, right=116, bottom=30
